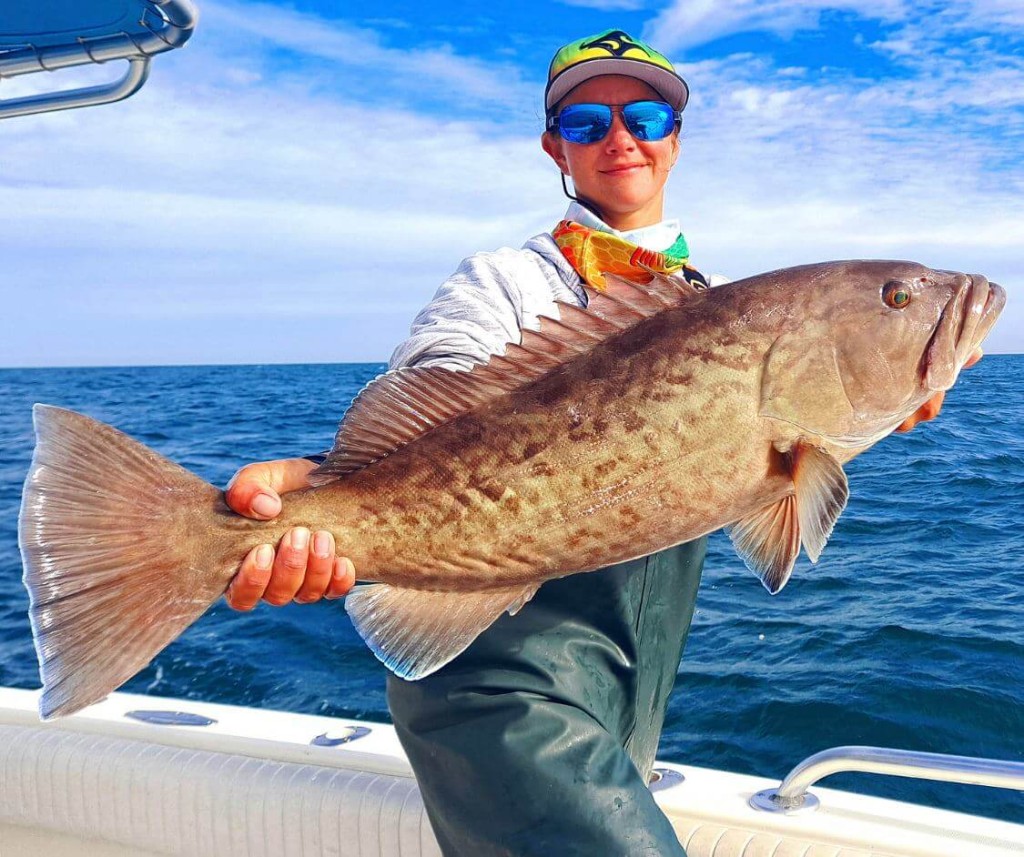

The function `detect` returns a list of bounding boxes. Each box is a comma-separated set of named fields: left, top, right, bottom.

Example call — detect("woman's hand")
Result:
left=895, top=348, right=983, bottom=433
left=223, top=458, right=355, bottom=610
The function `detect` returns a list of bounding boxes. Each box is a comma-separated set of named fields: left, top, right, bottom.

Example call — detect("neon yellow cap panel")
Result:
left=545, top=29, right=689, bottom=113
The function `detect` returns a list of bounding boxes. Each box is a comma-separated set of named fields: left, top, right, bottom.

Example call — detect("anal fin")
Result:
left=345, top=582, right=541, bottom=680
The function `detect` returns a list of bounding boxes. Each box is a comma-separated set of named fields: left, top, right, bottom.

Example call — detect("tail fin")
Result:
left=19, top=405, right=233, bottom=719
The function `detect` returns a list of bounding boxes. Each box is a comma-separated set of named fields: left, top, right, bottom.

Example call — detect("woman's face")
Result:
left=542, top=74, right=680, bottom=231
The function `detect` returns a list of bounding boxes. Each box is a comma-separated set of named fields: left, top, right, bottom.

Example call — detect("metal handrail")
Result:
left=750, top=745, right=1024, bottom=815
left=0, top=0, right=198, bottom=120
left=0, top=57, right=151, bottom=120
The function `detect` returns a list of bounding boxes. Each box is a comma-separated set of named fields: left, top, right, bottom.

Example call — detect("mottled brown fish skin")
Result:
left=240, top=261, right=1002, bottom=593
left=21, top=259, right=1006, bottom=718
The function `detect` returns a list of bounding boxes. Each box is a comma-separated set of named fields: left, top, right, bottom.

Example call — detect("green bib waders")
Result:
left=387, top=538, right=706, bottom=856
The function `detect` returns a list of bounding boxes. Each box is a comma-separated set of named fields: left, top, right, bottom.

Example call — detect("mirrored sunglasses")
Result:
left=546, top=100, right=679, bottom=145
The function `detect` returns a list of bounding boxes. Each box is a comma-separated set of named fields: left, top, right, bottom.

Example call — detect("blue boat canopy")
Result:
left=0, top=0, right=197, bottom=120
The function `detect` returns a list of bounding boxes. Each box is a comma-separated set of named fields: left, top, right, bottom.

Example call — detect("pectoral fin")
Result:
left=345, top=582, right=540, bottom=680
left=729, top=440, right=849, bottom=593
left=791, top=440, right=849, bottom=562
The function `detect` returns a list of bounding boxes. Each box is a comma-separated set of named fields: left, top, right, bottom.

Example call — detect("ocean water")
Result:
left=0, top=359, right=1021, bottom=826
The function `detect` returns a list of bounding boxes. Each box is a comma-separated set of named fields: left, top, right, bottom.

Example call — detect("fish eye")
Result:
left=883, top=282, right=912, bottom=309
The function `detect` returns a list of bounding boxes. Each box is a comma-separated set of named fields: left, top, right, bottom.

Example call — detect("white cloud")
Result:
left=646, top=0, right=908, bottom=51
left=1, top=0, right=1021, bottom=365
left=665, top=49, right=1024, bottom=353
left=0, top=14, right=558, bottom=366
left=966, top=0, right=1024, bottom=26
left=632, top=2, right=1023, bottom=352
left=557, top=0, right=647, bottom=10
left=646, top=0, right=1024, bottom=52
left=200, top=1, right=537, bottom=112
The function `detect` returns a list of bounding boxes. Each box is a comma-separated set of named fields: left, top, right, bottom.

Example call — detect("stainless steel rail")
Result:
left=750, top=745, right=1024, bottom=815
left=0, top=0, right=198, bottom=120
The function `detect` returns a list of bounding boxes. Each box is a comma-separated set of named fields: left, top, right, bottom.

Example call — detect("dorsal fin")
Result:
left=309, top=271, right=699, bottom=485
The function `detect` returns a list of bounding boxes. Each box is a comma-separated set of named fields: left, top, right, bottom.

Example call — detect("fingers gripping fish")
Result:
left=18, top=261, right=1006, bottom=718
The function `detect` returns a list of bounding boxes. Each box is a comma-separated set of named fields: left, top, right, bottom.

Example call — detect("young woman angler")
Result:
left=222, top=29, right=955, bottom=855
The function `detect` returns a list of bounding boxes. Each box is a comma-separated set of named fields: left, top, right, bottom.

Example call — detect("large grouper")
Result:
left=20, top=260, right=1005, bottom=719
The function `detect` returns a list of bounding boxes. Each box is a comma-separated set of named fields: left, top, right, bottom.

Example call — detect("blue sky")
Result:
left=2, top=0, right=1022, bottom=366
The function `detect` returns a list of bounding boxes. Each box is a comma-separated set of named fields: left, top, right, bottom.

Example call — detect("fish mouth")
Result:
left=925, top=274, right=1006, bottom=391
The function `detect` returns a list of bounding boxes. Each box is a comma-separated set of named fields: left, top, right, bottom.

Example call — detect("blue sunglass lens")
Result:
left=557, top=102, right=676, bottom=144
left=558, top=104, right=612, bottom=144
left=622, top=101, right=675, bottom=141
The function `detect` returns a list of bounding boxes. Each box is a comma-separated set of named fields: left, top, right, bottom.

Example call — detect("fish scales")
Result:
left=18, top=260, right=1006, bottom=717
left=271, top=298, right=775, bottom=589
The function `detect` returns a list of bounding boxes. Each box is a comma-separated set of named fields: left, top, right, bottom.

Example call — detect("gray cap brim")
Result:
left=545, top=57, right=689, bottom=113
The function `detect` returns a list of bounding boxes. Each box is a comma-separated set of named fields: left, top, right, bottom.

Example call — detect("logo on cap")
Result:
left=579, top=30, right=652, bottom=59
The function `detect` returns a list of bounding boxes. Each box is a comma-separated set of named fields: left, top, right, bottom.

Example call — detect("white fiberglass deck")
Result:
left=0, top=688, right=1020, bottom=856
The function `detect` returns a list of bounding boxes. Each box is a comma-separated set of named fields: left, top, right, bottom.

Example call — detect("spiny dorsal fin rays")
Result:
left=517, top=326, right=588, bottom=361
left=309, top=270, right=700, bottom=485
left=727, top=440, right=849, bottom=593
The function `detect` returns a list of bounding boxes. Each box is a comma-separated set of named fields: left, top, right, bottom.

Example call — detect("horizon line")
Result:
left=2, top=352, right=1021, bottom=371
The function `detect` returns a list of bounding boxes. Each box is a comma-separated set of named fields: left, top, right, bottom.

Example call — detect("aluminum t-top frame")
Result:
left=0, top=0, right=198, bottom=120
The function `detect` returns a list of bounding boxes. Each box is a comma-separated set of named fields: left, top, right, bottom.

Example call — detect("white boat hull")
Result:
left=0, top=688, right=1019, bottom=856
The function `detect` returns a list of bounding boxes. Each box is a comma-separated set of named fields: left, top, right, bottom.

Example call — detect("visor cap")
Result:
left=545, top=29, right=689, bottom=115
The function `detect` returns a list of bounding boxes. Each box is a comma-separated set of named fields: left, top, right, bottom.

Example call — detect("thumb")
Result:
left=225, top=462, right=284, bottom=520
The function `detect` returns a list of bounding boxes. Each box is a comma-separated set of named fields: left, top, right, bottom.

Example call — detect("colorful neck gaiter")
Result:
left=553, top=219, right=691, bottom=291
